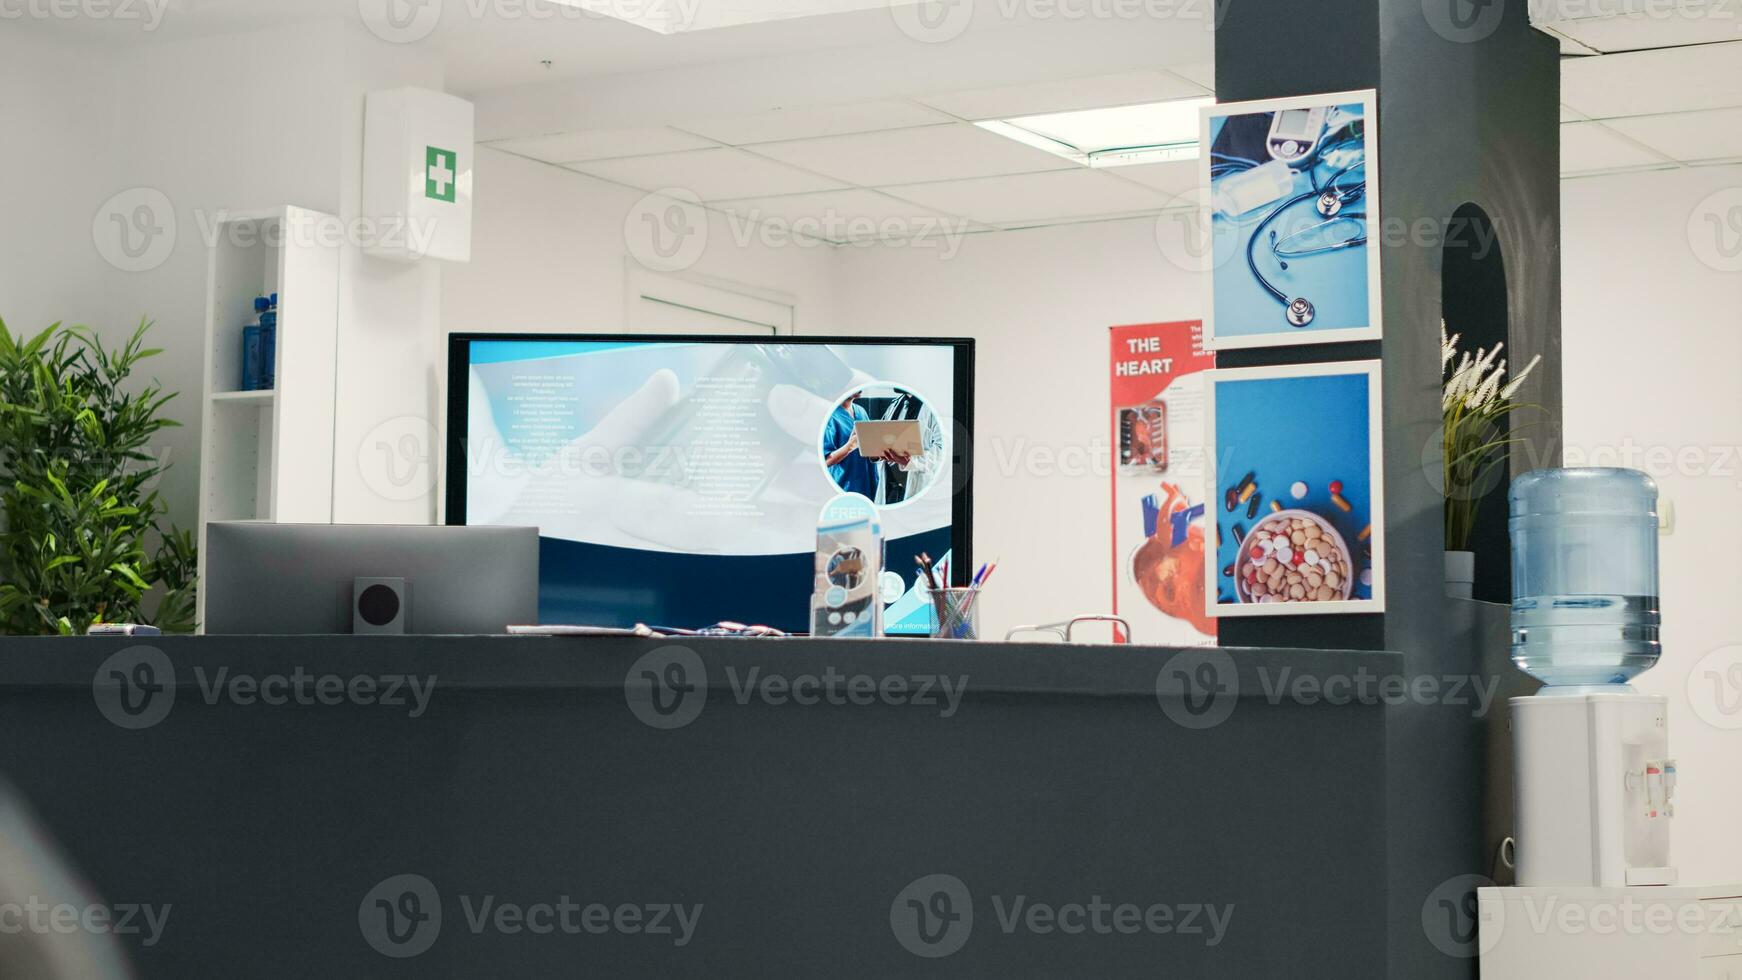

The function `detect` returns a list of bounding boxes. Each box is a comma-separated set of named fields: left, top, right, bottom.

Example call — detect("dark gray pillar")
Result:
left=1215, top=1, right=1562, bottom=975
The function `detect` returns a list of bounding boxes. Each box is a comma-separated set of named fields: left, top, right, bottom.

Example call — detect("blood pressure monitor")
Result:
left=1266, top=107, right=1328, bottom=164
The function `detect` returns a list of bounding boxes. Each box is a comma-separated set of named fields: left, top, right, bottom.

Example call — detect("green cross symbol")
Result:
left=425, top=146, right=457, bottom=203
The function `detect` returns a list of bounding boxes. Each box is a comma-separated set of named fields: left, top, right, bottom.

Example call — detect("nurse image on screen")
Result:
left=820, top=384, right=945, bottom=508
left=1201, top=90, right=1381, bottom=349
left=823, top=391, right=876, bottom=497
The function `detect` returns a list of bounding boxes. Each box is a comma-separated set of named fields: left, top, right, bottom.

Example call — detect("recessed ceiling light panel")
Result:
left=545, top=0, right=925, bottom=34
left=975, top=97, right=1212, bottom=168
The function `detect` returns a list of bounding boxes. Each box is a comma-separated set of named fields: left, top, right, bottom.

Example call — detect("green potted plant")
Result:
left=1441, top=322, right=1539, bottom=598
left=0, top=318, right=196, bottom=635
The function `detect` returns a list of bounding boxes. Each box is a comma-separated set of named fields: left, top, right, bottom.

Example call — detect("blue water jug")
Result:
left=1509, top=468, right=1661, bottom=687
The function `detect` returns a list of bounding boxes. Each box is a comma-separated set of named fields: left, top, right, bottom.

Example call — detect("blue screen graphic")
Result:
left=457, top=339, right=966, bottom=633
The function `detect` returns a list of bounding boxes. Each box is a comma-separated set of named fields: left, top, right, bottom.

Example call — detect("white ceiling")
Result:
left=457, top=0, right=1742, bottom=239
left=25, top=0, right=1215, bottom=95
left=32, top=0, right=1742, bottom=232
left=914, top=68, right=1207, bottom=120
left=569, top=146, right=850, bottom=200
left=1533, top=0, right=1742, bottom=55
left=1559, top=40, right=1742, bottom=177
left=676, top=100, right=953, bottom=145
left=5, top=0, right=996, bottom=90
left=481, top=32, right=1742, bottom=241
left=480, top=68, right=1211, bottom=244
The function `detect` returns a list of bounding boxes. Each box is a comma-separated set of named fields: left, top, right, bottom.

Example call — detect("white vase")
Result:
left=1445, top=550, right=1475, bottom=599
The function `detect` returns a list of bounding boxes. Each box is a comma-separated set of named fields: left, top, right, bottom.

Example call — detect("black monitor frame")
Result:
left=444, top=332, right=975, bottom=588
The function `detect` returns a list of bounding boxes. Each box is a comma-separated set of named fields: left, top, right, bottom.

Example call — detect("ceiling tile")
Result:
left=885, top=169, right=1170, bottom=225
left=1168, top=61, right=1215, bottom=92
left=915, top=70, right=1206, bottom=121
left=485, top=127, right=715, bottom=164
left=1562, top=42, right=1742, bottom=119
left=1548, top=28, right=1600, bottom=55
left=1105, top=159, right=1198, bottom=197
left=1560, top=121, right=1675, bottom=174
left=1605, top=107, right=1742, bottom=163
left=676, top=101, right=954, bottom=145
left=748, top=123, right=1073, bottom=186
left=1550, top=12, right=1742, bottom=54
left=712, top=189, right=981, bottom=244
left=567, top=147, right=846, bottom=201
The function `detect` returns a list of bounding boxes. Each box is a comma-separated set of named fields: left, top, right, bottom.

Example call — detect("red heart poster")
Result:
left=1110, top=321, right=1217, bottom=644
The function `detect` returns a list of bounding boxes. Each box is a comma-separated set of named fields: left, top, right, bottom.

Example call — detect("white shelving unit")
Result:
left=196, top=206, right=341, bottom=628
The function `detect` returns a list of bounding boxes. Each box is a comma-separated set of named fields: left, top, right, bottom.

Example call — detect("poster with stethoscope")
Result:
left=1198, top=90, right=1381, bottom=350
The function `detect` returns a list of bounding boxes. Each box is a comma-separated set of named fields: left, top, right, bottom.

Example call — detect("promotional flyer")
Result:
left=1109, top=321, right=1217, bottom=645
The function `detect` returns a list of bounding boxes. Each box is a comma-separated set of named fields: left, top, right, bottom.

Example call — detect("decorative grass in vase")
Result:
left=1442, top=322, right=1540, bottom=552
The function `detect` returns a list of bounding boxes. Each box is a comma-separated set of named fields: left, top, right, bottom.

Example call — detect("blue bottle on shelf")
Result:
left=259, top=292, right=278, bottom=390
left=241, top=322, right=263, bottom=393
left=240, top=296, right=269, bottom=391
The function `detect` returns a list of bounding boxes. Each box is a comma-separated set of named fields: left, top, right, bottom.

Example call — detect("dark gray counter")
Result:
left=0, top=636, right=1406, bottom=978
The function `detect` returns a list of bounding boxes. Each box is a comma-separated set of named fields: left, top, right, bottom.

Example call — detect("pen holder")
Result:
left=928, top=587, right=981, bottom=641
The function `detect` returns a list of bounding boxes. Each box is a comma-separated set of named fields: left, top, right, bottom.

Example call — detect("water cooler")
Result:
left=1508, top=468, right=1675, bottom=887
left=1482, top=470, right=1742, bottom=979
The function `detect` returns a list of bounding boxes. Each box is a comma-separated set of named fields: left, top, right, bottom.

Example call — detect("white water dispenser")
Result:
left=1508, top=468, right=1676, bottom=887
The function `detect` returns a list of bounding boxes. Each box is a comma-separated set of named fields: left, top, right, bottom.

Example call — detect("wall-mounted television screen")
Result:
left=446, top=334, right=973, bottom=634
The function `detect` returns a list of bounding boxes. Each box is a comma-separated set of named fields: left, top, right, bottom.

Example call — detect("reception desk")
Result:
left=0, top=636, right=1407, bottom=978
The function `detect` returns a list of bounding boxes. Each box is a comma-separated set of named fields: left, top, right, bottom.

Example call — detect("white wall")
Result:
left=1563, top=165, right=1742, bottom=884
left=0, top=30, right=118, bottom=334
left=330, top=26, right=448, bottom=525
left=97, top=20, right=353, bottom=532
left=444, top=147, right=842, bottom=332
left=3, top=20, right=448, bottom=533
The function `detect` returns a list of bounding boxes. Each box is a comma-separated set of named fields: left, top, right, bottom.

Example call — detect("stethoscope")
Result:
left=1246, top=161, right=1366, bottom=328
left=1215, top=123, right=1366, bottom=329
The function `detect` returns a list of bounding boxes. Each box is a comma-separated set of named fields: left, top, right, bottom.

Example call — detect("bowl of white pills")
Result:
left=1234, top=509, right=1354, bottom=604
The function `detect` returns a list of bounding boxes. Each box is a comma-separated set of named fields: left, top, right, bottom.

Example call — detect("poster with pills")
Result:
left=1204, top=360, right=1385, bottom=617
left=1110, top=321, right=1218, bottom=645
left=1198, top=89, right=1381, bottom=350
